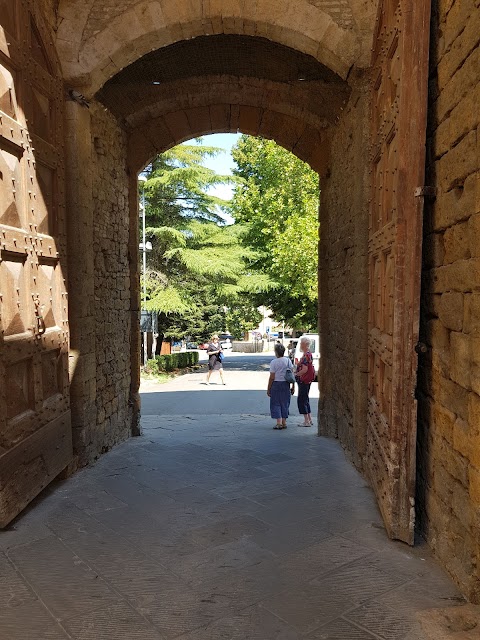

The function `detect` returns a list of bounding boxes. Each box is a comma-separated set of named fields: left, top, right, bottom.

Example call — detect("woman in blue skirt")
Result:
left=267, top=343, right=295, bottom=429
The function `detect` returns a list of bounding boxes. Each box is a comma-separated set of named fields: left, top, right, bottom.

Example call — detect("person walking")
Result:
left=267, top=343, right=295, bottom=429
left=295, top=336, right=315, bottom=426
left=206, top=335, right=225, bottom=385
left=287, top=340, right=294, bottom=359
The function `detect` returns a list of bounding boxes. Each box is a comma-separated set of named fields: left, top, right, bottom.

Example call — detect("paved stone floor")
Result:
left=0, top=356, right=468, bottom=639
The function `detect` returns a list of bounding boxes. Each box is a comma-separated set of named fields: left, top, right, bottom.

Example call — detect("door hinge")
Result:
left=414, top=186, right=437, bottom=198
left=415, top=342, right=428, bottom=354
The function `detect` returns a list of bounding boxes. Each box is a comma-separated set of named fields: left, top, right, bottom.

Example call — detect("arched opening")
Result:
left=83, top=33, right=353, bottom=455
left=136, top=132, right=320, bottom=370
left=59, top=21, right=376, bottom=543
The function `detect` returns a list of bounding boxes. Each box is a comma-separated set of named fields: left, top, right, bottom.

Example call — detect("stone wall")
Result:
left=416, top=0, right=480, bottom=602
left=65, top=101, right=134, bottom=467
left=318, top=74, right=370, bottom=469
left=90, top=105, right=132, bottom=458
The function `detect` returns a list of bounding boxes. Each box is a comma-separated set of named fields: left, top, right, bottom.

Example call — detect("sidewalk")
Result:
left=0, top=376, right=474, bottom=639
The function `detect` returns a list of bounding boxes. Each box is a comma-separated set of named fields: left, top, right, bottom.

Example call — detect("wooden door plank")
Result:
left=0, top=0, right=72, bottom=528
left=366, top=0, right=431, bottom=543
left=0, top=411, right=72, bottom=527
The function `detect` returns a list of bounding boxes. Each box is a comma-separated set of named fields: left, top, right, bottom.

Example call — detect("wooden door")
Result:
left=0, top=0, right=72, bottom=527
left=366, top=0, right=431, bottom=544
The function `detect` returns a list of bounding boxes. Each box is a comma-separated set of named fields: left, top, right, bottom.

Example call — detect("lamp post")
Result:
left=222, top=305, right=228, bottom=333
left=138, top=174, right=148, bottom=366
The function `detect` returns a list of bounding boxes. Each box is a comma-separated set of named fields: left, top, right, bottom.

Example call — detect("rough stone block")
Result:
left=422, top=291, right=441, bottom=317
left=452, top=479, right=473, bottom=530
left=433, top=84, right=480, bottom=159
left=438, top=291, right=464, bottom=331
left=433, top=401, right=456, bottom=443
left=434, top=374, right=470, bottom=421
left=472, top=337, right=480, bottom=396
left=446, top=447, right=470, bottom=488
left=437, top=9, right=480, bottom=87
left=453, top=417, right=472, bottom=458
left=464, top=294, right=480, bottom=336
left=450, top=331, right=471, bottom=389
left=443, top=222, right=471, bottom=263
left=434, top=46, right=480, bottom=128
left=425, top=318, right=450, bottom=350
left=438, top=0, right=457, bottom=19
left=238, top=105, right=262, bottom=137
left=435, top=130, right=478, bottom=193
left=470, top=431, right=480, bottom=469
left=443, top=0, right=477, bottom=55
left=431, top=259, right=480, bottom=293
left=469, top=467, right=480, bottom=506
left=432, top=171, right=480, bottom=231
left=433, top=463, right=456, bottom=499
left=469, top=213, right=480, bottom=258
left=468, top=392, right=480, bottom=433
left=432, top=346, right=452, bottom=380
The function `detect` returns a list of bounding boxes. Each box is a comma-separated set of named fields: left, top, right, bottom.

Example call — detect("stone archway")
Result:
left=59, top=25, right=357, bottom=491
left=96, top=33, right=354, bottom=453
left=56, top=0, right=376, bottom=95
left=82, top=3, right=429, bottom=546
left=52, top=0, right=375, bottom=496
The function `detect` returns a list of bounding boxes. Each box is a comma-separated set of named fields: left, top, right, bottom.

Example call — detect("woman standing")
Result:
left=206, top=335, right=225, bottom=385
left=267, top=343, right=295, bottom=429
left=295, top=336, right=314, bottom=426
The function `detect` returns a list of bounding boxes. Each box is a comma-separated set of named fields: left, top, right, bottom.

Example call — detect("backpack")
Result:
left=284, top=357, right=296, bottom=383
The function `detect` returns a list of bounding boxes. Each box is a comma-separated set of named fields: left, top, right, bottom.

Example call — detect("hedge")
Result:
left=146, top=351, right=199, bottom=374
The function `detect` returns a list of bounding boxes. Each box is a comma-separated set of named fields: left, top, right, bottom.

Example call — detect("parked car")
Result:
left=219, top=334, right=233, bottom=349
left=294, top=334, right=320, bottom=379
left=198, top=341, right=210, bottom=350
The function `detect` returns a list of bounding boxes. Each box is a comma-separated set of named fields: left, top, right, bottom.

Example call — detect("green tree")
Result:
left=143, top=143, right=232, bottom=227
left=141, top=142, right=260, bottom=343
left=145, top=221, right=261, bottom=342
left=231, top=136, right=319, bottom=329
left=226, top=302, right=262, bottom=339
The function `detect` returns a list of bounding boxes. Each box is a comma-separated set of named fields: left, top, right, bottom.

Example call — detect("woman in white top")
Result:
left=267, top=343, right=295, bottom=429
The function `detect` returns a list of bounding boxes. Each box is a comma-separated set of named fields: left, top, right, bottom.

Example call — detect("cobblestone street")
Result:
left=0, top=360, right=466, bottom=639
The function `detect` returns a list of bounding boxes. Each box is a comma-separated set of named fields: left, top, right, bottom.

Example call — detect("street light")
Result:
left=138, top=174, right=148, bottom=366
left=222, top=305, right=228, bottom=333
left=138, top=175, right=148, bottom=307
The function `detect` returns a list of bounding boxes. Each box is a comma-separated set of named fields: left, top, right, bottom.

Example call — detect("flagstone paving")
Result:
left=0, top=357, right=468, bottom=639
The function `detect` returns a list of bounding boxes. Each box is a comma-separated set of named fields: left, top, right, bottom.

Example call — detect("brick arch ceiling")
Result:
left=127, top=104, right=332, bottom=176
left=94, top=35, right=351, bottom=174
left=96, top=35, right=351, bottom=129
left=103, top=74, right=350, bottom=133
left=56, top=0, right=377, bottom=94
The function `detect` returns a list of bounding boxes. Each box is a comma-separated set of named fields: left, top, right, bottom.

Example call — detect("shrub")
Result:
left=146, top=351, right=199, bottom=374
